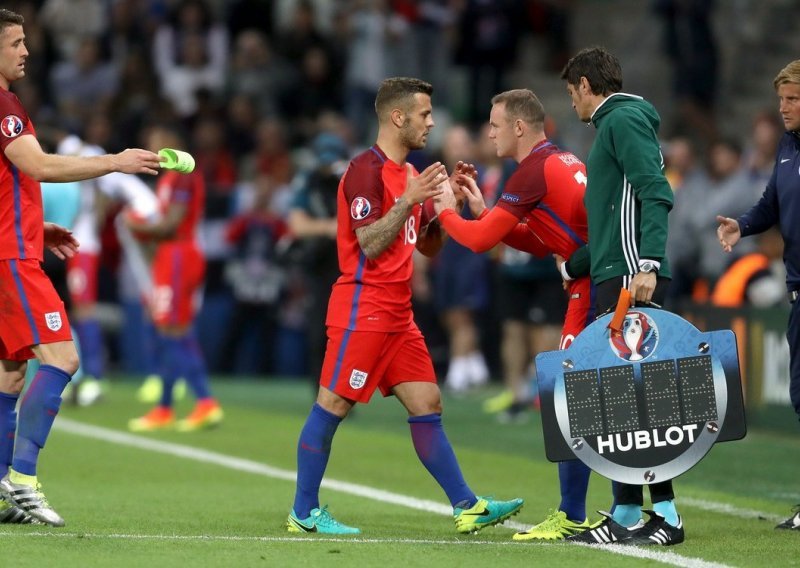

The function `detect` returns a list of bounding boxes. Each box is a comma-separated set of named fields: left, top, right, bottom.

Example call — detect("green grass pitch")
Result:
left=1, top=378, right=798, bottom=567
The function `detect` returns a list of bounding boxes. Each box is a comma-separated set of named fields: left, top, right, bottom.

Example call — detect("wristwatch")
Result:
left=639, top=261, right=658, bottom=274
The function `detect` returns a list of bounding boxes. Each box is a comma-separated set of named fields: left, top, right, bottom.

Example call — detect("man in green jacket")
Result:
left=557, top=46, right=684, bottom=546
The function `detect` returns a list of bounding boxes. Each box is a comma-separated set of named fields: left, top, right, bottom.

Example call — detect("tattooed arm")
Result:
left=355, top=198, right=415, bottom=259
left=355, top=161, right=447, bottom=260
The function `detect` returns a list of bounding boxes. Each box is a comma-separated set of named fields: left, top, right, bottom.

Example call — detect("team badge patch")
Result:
left=349, top=369, right=368, bottom=389
left=350, top=197, right=371, bottom=220
left=44, top=311, right=62, bottom=331
left=499, top=193, right=520, bottom=204
left=1, top=115, right=23, bottom=138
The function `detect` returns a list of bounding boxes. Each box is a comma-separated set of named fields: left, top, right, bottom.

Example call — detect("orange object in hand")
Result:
left=607, top=288, right=632, bottom=333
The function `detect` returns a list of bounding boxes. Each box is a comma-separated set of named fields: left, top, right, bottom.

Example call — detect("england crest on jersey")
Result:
left=1, top=115, right=23, bottom=138
left=44, top=311, right=62, bottom=331
left=349, top=369, right=368, bottom=389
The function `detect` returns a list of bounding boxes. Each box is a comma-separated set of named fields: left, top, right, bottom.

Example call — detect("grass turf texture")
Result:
left=1, top=378, right=798, bottom=567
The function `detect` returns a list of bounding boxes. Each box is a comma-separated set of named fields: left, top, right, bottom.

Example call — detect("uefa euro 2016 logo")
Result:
left=0, top=115, right=23, bottom=138
left=350, top=197, right=371, bottom=220
left=609, top=311, right=659, bottom=361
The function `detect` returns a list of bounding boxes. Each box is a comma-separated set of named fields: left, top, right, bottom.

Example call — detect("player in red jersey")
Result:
left=126, top=126, right=222, bottom=433
left=433, top=89, right=597, bottom=541
left=0, top=9, right=161, bottom=526
left=286, top=77, right=523, bottom=535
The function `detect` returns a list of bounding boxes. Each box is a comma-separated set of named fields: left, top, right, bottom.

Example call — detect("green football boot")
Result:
left=454, top=496, right=524, bottom=534
left=286, top=506, right=361, bottom=535
left=513, top=509, right=591, bottom=541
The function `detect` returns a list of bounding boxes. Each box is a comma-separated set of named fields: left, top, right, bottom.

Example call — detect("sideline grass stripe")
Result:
left=0, top=531, right=732, bottom=568
left=681, top=497, right=782, bottom=523
left=0, top=532, right=602, bottom=544
left=54, top=418, right=731, bottom=568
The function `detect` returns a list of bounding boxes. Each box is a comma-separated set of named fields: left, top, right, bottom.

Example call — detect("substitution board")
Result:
left=536, top=308, right=746, bottom=484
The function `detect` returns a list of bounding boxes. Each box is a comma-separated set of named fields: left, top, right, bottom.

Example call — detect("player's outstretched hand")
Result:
left=404, top=162, right=447, bottom=205
left=43, top=222, right=79, bottom=260
left=716, top=215, right=741, bottom=253
left=455, top=175, right=486, bottom=218
left=113, top=148, right=163, bottom=176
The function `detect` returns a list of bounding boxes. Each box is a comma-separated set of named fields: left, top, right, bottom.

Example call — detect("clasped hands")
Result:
left=402, top=160, right=480, bottom=215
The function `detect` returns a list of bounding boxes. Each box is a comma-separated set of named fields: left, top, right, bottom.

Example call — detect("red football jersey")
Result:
left=156, top=170, right=204, bottom=243
left=0, top=89, right=43, bottom=261
left=326, top=145, right=431, bottom=332
left=496, top=140, right=588, bottom=257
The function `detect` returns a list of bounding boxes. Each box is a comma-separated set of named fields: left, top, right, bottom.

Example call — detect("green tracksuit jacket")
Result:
left=569, top=93, right=673, bottom=285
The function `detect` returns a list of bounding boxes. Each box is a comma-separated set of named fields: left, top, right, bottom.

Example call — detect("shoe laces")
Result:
left=16, top=482, right=51, bottom=510
left=33, top=483, right=52, bottom=509
left=314, top=505, right=341, bottom=527
left=186, top=401, right=218, bottom=421
left=143, top=407, right=172, bottom=421
left=537, top=509, right=564, bottom=530
left=184, top=407, right=206, bottom=422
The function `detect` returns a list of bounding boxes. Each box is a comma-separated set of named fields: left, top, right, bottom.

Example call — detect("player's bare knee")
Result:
left=59, top=354, right=80, bottom=377
left=407, top=397, right=442, bottom=416
left=0, top=371, right=26, bottom=395
left=34, top=341, right=80, bottom=377
left=316, top=387, right=354, bottom=418
left=43, top=353, right=80, bottom=377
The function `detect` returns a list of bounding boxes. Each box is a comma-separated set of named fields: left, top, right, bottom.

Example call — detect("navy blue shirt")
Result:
left=737, top=131, right=800, bottom=291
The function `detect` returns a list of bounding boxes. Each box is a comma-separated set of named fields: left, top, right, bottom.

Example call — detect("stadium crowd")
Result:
left=9, top=0, right=785, bottom=401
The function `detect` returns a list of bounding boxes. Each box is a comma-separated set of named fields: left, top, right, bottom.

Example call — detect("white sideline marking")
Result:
left=53, top=418, right=733, bottom=568
left=681, top=497, right=783, bottom=523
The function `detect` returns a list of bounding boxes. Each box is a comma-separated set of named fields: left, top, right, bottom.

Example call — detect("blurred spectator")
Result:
left=241, top=117, right=294, bottom=186
left=343, top=0, right=392, bottom=145
left=744, top=110, right=783, bottom=185
left=490, top=248, right=565, bottom=422
left=671, top=138, right=760, bottom=300
left=49, top=37, right=119, bottom=131
left=152, top=0, right=228, bottom=118
left=225, top=0, right=274, bottom=39
left=220, top=176, right=289, bottom=375
left=193, top=116, right=238, bottom=205
left=13, top=1, right=56, bottom=98
left=39, top=0, right=108, bottom=60
left=279, top=45, right=344, bottom=144
left=286, top=132, right=348, bottom=386
left=653, top=0, right=719, bottom=147
left=110, top=50, right=172, bottom=148
left=431, top=125, right=491, bottom=392
left=225, top=94, right=259, bottom=158
left=711, top=226, right=786, bottom=308
left=664, top=136, right=711, bottom=308
left=108, top=0, right=153, bottom=64
left=275, top=0, right=336, bottom=68
left=226, top=29, right=291, bottom=119
left=389, top=1, right=456, bottom=104
left=155, top=31, right=225, bottom=118
left=454, top=0, right=524, bottom=127
left=526, top=0, right=574, bottom=72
